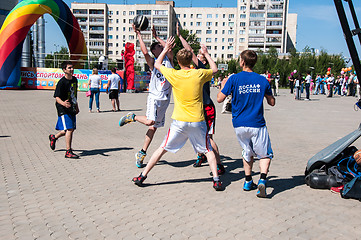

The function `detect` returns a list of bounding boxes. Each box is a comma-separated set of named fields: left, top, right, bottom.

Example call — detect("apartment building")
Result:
left=71, top=0, right=296, bottom=66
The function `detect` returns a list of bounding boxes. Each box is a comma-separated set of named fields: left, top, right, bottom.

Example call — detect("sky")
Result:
left=42, top=0, right=361, bottom=59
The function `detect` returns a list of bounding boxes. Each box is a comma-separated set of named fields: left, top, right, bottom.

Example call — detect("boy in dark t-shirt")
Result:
left=217, top=50, right=275, bottom=198
left=49, top=61, right=80, bottom=159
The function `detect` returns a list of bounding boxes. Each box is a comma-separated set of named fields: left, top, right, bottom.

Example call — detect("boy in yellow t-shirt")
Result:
left=132, top=37, right=223, bottom=191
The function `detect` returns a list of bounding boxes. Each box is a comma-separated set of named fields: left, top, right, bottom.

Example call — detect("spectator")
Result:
left=88, top=68, right=101, bottom=113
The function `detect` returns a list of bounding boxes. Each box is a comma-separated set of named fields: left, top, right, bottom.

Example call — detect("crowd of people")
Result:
left=288, top=70, right=359, bottom=100
left=48, top=24, right=276, bottom=197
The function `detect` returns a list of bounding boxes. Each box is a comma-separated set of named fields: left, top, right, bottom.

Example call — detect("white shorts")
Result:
left=146, top=96, right=170, bottom=128
left=234, top=126, right=273, bottom=162
left=161, top=120, right=212, bottom=154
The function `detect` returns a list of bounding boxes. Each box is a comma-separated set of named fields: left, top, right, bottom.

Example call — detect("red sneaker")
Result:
left=49, top=134, right=56, bottom=150
left=65, top=149, right=79, bottom=159
left=330, top=185, right=344, bottom=194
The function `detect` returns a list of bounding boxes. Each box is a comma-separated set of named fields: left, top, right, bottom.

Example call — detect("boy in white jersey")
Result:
left=131, top=37, right=223, bottom=191
left=119, top=25, right=173, bottom=168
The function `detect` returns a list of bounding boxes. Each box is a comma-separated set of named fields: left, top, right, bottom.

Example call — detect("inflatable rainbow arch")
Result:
left=0, top=0, right=87, bottom=89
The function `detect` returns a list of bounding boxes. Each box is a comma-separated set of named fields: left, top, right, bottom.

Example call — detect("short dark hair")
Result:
left=111, top=67, right=117, bottom=73
left=150, top=42, right=161, bottom=54
left=61, top=61, right=73, bottom=70
left=240, top=50, right=257, bottom=69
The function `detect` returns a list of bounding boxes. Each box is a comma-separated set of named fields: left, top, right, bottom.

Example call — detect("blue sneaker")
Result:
left=119, top=112, right=135, bottom=127
left=243, top=180, right=257, bottom=191
left=256, top=179, right=267, bottom=198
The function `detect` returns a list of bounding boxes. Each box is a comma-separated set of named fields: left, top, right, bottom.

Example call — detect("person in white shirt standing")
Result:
left=118, top=25, right=173, bottom=168
left=106, top=68, right=121, bottom=111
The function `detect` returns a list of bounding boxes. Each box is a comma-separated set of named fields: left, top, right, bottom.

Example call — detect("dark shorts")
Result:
left=204, top=103, right=215, bottom=135
left=109, top=89, right=119, bottom=99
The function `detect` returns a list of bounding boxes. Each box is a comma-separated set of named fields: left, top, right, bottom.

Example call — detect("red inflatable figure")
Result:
left=124, top=42, right=135, bottom=91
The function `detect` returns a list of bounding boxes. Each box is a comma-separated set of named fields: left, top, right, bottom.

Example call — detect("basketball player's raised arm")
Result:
left=200, top=44, right=217, bottom=74
left=152, top=26, right=174, bottom=67
left=133, top=24, right=155, bottom=70
left=154, top=36, right=175, bottom=71
left=176, top=22, right=198, bottom=67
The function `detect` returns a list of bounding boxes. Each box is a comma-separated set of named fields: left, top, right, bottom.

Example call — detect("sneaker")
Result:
left=193, top=154, right=207, bottom=167
left=65, top=149, right=79, bottom=159
left=210, top=164, right=226, bottom=176
left=256, top=179, right=267, bottom=198
left=49, top=134, right=56, bottom=150
left=132, top=173, right=147, bottom=186
left=119, top=112, right=135, bottom=127
left=331, top=185, right=344, bottom=194
left=213, top=180, right=224, bottom=191
left=243, top=180, right=257, bottom=191
left=135, top=151, right=146, bottom=168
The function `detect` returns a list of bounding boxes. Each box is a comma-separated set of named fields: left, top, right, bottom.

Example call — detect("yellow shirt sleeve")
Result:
left=199, top=69, right=213, bottom=84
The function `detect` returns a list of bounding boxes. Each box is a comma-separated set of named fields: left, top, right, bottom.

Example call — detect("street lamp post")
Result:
left=54, top=44, right=59, bottom=68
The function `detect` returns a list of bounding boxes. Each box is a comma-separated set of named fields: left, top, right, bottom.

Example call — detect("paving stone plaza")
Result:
left=0, top=88, right=360, bottom=239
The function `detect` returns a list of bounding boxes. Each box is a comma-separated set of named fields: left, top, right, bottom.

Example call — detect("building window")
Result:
left=239, top=30, right=245, bottom=34
left=215, top=38, right=217, bottom=42
left=206, top=38, right=211, bottom=42
left=228, top=30, right=234, bottom=35
left=184, top=14, right=186, bottom=18
left=116, top=27, right=119, bottom=31
left=240, top=22, right=246, bottom=27
left=223, top=14, right=226, bottom=18
left=73, top=9, right=87, bottom=14
left=222, top=38, right=225, bottom=42
left=116, top=11, right=119, bottom=15
left=116, top=43, right=118, bottom=47
left=108, top=19, right=113, bottom=23
left=137, top=10, right=151, bottom=15
left=227, top=54, right=233, bottom=58
left=191, top=14, right=193, bottom=18
left=207, top=46, right=211, bottom=50
left=240, top=6, right=246, bottom=11
left=108, top=27, right=113, bottom=31
left=215, top=54, right=217, bottom=58
left=215, top=46, right=217, bottom=50
left=176, top=14, right=180, bottom=18
left=228, top=38, right=234, bottom=42
left=129, top=27, right=133, bottom=31
left=196, top=22, right=201, bottom=26
left=267, top=13, right=283, bottom=18
left=228, top=46, right=234, bottom=50
left=190, top=30, right=193, bottom=34
left=123, top=11, right=126, bottom=15
left=129, top=19, right=133, bottom=24
left=229, top=22, right=234, bottom=27
left=196, top=38, right=201, bottom=42
left=190, top=22, right=193, bottom=26
left=129, top=11, right=135, bottom=15
left=249, top=29, right=264, bottom=34
left=123, top=19, right=126, bottom=23
left=222, top=30, right=225, bottom=34
left=223, top=22, right=225, bottom=26
left=116, top=19, right=119, bottom=23
left=222, top=46, right=225, bottom=50
left=116, top=51, right=119, bottom=55
left=108, top=51, right=113, bottom=54
left=239, top=38, right=245, bottom=43
left=240, top=14, right=246, bottom=19
left=206, top=30, right=212, bottom=34
left=215, top=30, right=218, bottom=34
left=108, top=11, right=113, bottom=15
left=108, top=43, right=113, bottom=47
left=229, top=14, right=234, bottom=18
left=153, top=10, right=168, bottom=15
left=250, top=13, right=265, bottom=18
left=196, top=30, right=202, bottom=34
left=183, top=22, right=186, bottom=27
left=116, top=35, right=119, bottom=39
left=123, top=27, right=126, bottom=31
left=207, top=14, right=212, bottom=18
left=206, top=22, right=212, bottom=26
left=215, top=22, right=218, bottom=27
left=129, top=35, right=135, bottom=40
left=215, top=14, right=218, bottom=18
left=196, top=14, right=202, bottom=19
left=108, top=35, right=113, bottom=39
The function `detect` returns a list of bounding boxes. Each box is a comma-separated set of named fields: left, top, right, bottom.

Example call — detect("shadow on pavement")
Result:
left=55, top=147, right=133, bottom=156
left=99, top=108, right=143, bottom=113
left=158, top=159, right=195, bottom=168
left=266, top=175, right=305, bottom=198
left=0, top=135, right=11, bottom=138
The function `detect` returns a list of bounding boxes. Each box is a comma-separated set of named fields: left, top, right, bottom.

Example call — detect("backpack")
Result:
left=341, top=176, right=361, bottom=201
left=337, top=156, right=361, bottom=181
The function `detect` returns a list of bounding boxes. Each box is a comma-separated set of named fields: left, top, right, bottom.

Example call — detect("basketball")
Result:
left=133, top=15, right=149, bottom=31
left=353, top=149, right=361, bottom=166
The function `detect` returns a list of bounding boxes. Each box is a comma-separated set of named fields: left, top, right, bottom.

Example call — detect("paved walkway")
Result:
left=0, top=88, right=360, bottom=239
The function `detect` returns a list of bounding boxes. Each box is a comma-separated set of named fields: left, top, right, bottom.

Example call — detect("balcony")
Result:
left=73, top=13, right=87, bottom=18
left=89, top=29, right=104, bottom=34
left=89, top=45, right=105, bottom=50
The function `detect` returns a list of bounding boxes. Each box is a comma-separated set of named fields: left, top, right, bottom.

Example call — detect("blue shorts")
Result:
left=55, top=114, right=76, bottom=131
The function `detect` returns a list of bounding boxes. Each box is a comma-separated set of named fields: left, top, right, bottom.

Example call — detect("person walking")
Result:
left=88, top=68, right=101, bottom=113
left=217, top=50, right=275, bottom=198
left=106, top=68, right=121, bottom=112
left=49, top=61, right=80, bottom=159
left=118, top=25, right=173, bottom=168
left=131, top=37, right=223, bottom=191
left=305, top=72, right=311, bottom=100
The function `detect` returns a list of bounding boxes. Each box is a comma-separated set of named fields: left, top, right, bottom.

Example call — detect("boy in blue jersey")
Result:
left=217, top=50, right=275, bottom=198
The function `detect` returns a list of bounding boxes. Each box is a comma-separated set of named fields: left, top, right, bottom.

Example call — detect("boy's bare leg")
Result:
left=65, top=129, right=74, bottom=150
left=142, top=126, right=157, bottom=151
left=243, top=156, right=254, bottom=176
left=142, top=147, right=167, bottom=176
left=134, top=115, right=156, bottom=126
left=54, top=130, right=66, bottom=140
left=259, top=158, right=271, bottom=175
left=205, top=150, right=219, bottom=178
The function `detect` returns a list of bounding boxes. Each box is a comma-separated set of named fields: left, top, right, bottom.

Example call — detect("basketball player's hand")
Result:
left=152, top=26, right=157, bottom=38
left=132, top=24, right=140, bottom=34
left=200, top=44, right=209, bottom=55
left=63, top=100, right=71, bottom=108
left=165, top=36, right=175, bottom=52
